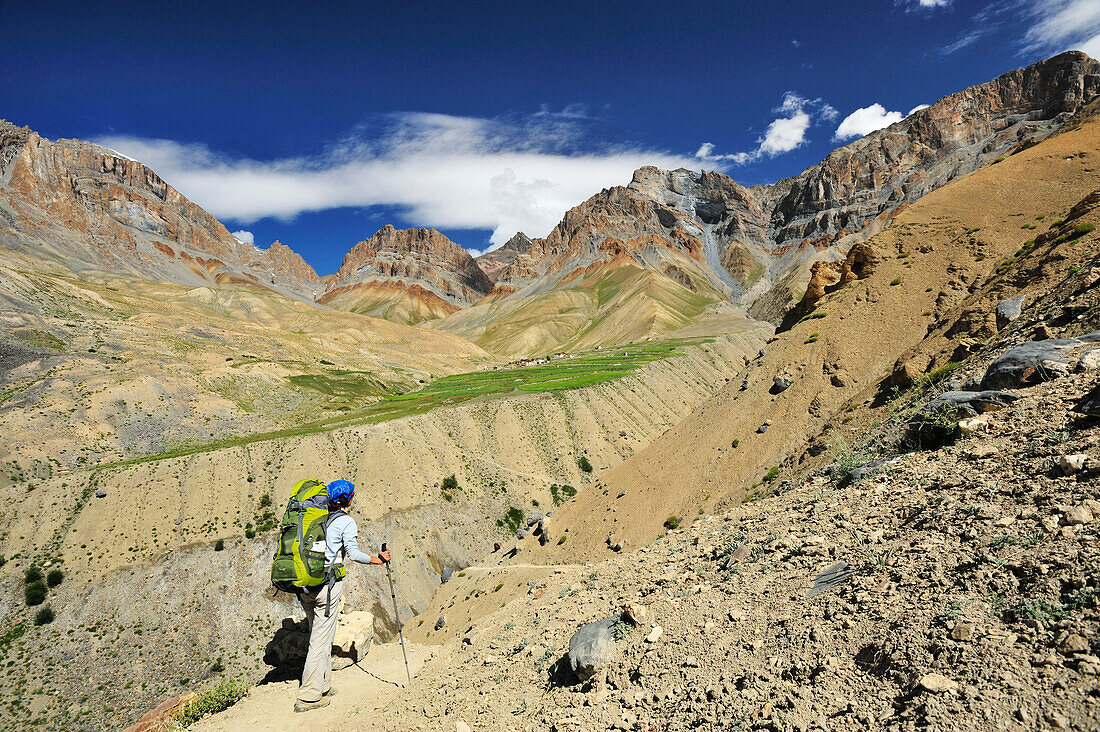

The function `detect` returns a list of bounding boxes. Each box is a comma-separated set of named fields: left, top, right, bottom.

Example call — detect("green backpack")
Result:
left=270, top=478, right=347, bottom=593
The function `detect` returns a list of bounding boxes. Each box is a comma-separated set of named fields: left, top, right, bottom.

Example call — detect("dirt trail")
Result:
left=192, top=642, right=433, bottom=732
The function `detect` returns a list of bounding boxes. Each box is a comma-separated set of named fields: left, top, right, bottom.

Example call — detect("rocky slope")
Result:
left=484, top=52, right=1100, bottom=324
left=320, top=225, right=494, bottom=323
left=0, top=121, right=323, bottom=298
left=527, top=101, right=1100, bottom=566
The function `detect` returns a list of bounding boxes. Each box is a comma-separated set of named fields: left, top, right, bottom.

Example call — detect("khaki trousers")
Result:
left=297, top=580, right=343, bottom=702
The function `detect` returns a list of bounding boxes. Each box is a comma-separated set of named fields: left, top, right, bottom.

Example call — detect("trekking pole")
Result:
left=382, top=542, right=412, bottom=685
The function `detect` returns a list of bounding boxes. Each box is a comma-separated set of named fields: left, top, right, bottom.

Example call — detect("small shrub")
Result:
left=1073, top=222, right=1095, bottom=236
left=663, top=515, right=681, bottom=530
left=502, top=507, right=525, bottom=534
left=612, top=619, right=632, bottom=640
left=0, top=622, right=24, bottom=650
left=1069, top=265, right=1081, bottom=275
left=731, top=439, right=740, bottom=448
left=244, top=525, right=256, bottom=539
left=24, top=566, right=42, bottom=585
left=805, top=332, right=819, bottom=344
left=34, top=606, right=54, bottom=626
left=214, top=539, right=225, bottom=552
left=173, top=678, right=250, bottom=726
left=577, top=456, right=593, bottom=473
left=46, top=569, right=63, bottom=588
left=966, top=227, right=981, bottom=234
left=889, top=277, right=901, bottom=286
left=991, top=156, right=1005, bottom=164
left=1049, top=218, right=1064, bottom=227
left=494, top=582, right=504, bottom=591
left=24, top=581, right=46, bottom=606
left=258, top=494, right=272, bottom=508
left=0, top=555, right=5, bottom=568
left=550, top=483, right=577, bottom=506
left=441, top=474, right=459, bottom=492
left=762, top=466, right=780, bottom=482
left=441, top=491, right=454, bottom=502
left=557, top=535, right=568, bottom=545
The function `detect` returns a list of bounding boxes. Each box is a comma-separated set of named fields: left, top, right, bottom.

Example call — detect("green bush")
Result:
left=441, top=474, right=459, bottom=492
left=762, top=466, right=780, bottom=482
left=24, top=581, right=46, bottom=606
left=805, top=332, right=819, bottom=344
left=663, top=515, right=681, bottom=530
left=173, top=678, right=250, bottom=726
left=889, top=277, right=901, bottom=286
left=46, top=569, right=63, bottom=588
left=0, top=555, right=6, bottom=568
left=24, top=566, right=42, bottom=585
left=991, top=156, right=1005, bottom=164
left=501, top=507, right=525, bottom=534
left=550, top=483, right=577, bottom=506
left=1073, top=222, right=1095, bottom=236
left=244, top=524, right=256, bottom=539
left=258, top=494, right=272, bottom=508
left=214, top=539, right=225, bottom=552
left=34, top=606, right=54, bottom=626
left=577, top=456, right=593, bottom=473
left=557, top=535, right=568, bottom=545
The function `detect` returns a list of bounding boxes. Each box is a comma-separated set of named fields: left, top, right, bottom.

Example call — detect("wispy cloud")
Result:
left=1021, top=0, right=1100, bottom=59
left=898, top=0, right=953, bottom=12
left=695, top=93, right=837, bottom=165
left=96, top=113, right=698, bottom=250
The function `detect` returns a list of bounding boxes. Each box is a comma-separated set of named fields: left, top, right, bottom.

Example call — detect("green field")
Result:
left=104, top=338, right=710, bottom=467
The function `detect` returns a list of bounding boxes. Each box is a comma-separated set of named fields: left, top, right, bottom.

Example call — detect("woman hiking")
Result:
left=294, top=479, right=391, bottom=713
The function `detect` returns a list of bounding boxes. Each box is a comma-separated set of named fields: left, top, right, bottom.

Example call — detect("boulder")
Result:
left=980, top=332, right=1100, bottom=390
left=771, top=376, right=792, bottom=393
left=645, top=625, right=664, bottom=643
left=332, top=610, right=374, bottom=668
left=94, top=489, right=107, bottom=498
left=1057, top=454, right=1089, bottom=475
left=567, top=616, right=620, bottom=681
left=526, top=513, right=543, bottom=527
left=441, top=567, right=455, bottom=584
left=995, top=294, right=1026, bottom=330
left=434, top=615, right=446, bottom=631
left=265, top=610, right=374, bottom=670
left=122, top=692, right=199, bottom=732
left=925, top=390, right=1020, bottom=417
left=1075, top=382, right=1100, bottom=416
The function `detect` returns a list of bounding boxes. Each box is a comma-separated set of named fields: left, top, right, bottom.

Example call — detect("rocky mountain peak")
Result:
left=330, top=225, right=492, bottom=306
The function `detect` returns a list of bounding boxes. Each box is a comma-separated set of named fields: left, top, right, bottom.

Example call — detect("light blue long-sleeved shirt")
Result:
left=325, top=513, right=374, bottom=566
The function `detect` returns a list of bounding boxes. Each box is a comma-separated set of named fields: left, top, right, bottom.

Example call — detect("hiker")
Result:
left=294, top=479, right=391, bottom=713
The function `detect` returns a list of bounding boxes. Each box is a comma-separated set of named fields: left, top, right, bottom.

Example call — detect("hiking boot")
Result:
left=293, top=698, right=331, bottom=713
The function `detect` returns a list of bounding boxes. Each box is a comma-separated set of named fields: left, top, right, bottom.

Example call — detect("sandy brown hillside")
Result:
left=525, top=111, right=1100, bottom=565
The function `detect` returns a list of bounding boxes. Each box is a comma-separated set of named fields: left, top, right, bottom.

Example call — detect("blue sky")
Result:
left=5, top=0, right=1099, bottom=274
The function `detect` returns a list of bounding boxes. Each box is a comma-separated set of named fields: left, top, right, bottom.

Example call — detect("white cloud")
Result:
left=918, top=0, right=951, bottom=7
left=695, top=92, right=834, bottom=165
left=898, top=0, right=952, bottom=11
left=230, top=230, right=254, bottom=244
left=96, top=113, right=698, bottom=249
left=833, top=104, right=905, bottom=141
left=1022, top=0, right=1100, bottom=56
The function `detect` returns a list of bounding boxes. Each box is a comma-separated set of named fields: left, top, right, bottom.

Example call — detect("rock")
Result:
left=441, top=567, right=455, bottom=583
left=757, top=422, right=770, bottom=434
left=1061, top=505, right=1094, bottom=526
left=434, top=616, right=446, bottom=631
left=1079, top=349, right=1100, bottom=371
left=980, top=332, right=1100, bottom=389
left=830, top=371, right=849, bottom=388
left=951, top=623, right=975, bottom=641
left=958, top=415, right=992, bottom=435
left=1075, top=382, right=1100, bottom=416
left=616, top=491, right=626, bottom=498
left=891, top=353, right=933, bottom=390
left=844, top=456, right=901, bottom=485
left=645, top=625, right=663, bottom=643
left=567, top=616, right=620, bottom=681
left=771, top=376, right=792, bottom=393
left=332, top=610, right=374, bottom=668
left=621, top=603, right=647, bottom=626
left=1056, top=454, right=1089, bottom=474
left=456, top=721, right=472, bottom=732
left=1059, top=633, right=1090, bottom=655
left=995, top=294, right=1026, bottom=330
left=966, top=444, right=999, bottom=460
left=684, top=656, right=700, bottom=667
left=924, top=390, right=1019, bottom=417
left=122, top=692, right=200, bottom=732
left=526, top=513, right=543, bottom=527
left=94, top=489, right=106, bottom=498
left=918, top=673, right=959, bottom=693
left=515, top=528, right=527, bottom=540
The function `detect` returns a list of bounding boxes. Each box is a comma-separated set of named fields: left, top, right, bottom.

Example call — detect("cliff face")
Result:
left=487, top=52, right=1100, bottom=321
left=327, top=225, right=493, bottom=307
left=0, top=121, right=322, bottom=297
